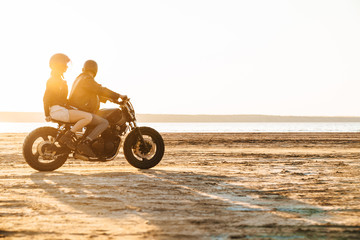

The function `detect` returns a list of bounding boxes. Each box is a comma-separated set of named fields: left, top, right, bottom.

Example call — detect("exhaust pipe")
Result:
left=73, top=153, right=89, bottom=161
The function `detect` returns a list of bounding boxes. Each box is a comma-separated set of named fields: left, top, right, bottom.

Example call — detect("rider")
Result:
left=43, top=53, right=95, bottom=157
left=69, top=60, right=127, bottom=148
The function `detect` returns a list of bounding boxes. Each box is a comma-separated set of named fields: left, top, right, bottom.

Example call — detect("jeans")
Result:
left=86, top=114, right=109, bottom=140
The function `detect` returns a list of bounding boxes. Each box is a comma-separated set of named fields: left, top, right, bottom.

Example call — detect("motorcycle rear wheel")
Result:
left=23, top=127, right=68, bottom=171
left=123, top=127, right=165, bottom=169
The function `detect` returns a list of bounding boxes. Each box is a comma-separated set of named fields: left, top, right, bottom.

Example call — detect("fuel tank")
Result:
left=97, top=108, right=126, bottom=125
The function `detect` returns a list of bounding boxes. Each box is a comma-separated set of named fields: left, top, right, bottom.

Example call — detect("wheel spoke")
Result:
left=33, top=151, right=40, bottom=159
left=41, top=135, right=49, bottom=141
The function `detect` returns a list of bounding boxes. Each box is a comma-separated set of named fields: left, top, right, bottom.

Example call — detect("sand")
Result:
left=0, top=132, right=360, bottom=239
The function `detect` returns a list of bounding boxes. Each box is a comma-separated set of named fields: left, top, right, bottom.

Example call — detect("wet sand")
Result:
left=0, top=132, right=360, bottom=239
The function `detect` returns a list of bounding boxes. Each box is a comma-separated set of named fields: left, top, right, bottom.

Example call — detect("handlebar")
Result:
left=111, top=96, right=130, bottom=105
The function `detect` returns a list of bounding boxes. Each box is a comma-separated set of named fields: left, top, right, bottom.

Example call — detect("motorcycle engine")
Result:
left=91, top=131, right=120, bottom=157
left=91, top=138, right=104, bottom=155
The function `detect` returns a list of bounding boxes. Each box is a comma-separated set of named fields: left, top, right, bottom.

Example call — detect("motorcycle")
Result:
left=22, top=97, right=165, bottom=171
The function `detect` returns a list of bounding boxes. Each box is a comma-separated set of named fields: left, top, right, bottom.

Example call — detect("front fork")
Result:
left=130, top=121, right=148, bottom=151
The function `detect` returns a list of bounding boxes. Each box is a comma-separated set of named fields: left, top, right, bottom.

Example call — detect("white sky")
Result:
left=0, top=0, right=359, bottom=116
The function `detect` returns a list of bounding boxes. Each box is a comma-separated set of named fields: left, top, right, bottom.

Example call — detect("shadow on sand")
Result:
left=29, top=169, right=360, bottom=239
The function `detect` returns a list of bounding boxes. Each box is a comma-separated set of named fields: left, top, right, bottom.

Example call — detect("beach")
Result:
left=1, top=132, right=360, bottom=239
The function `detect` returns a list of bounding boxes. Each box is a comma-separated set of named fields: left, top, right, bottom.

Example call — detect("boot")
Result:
left=59, top=130, right=76, bottom=150
left=77, top=139, right=96, bottom=158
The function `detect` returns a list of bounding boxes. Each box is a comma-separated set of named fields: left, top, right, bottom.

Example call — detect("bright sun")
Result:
left=1, top=1, right=360, bottom=116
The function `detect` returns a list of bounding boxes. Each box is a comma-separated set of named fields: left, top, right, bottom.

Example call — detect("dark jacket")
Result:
left=69, top=73, right=119, bottom=113
left=43, top=72, right=68, bottom=117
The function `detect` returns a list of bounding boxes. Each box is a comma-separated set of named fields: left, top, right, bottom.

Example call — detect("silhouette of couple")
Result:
left=43, top=53, right=127, bottom=157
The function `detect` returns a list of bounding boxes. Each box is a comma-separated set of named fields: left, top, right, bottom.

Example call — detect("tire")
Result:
left=22, top=127, right=68, bottom=171
left=123, top=127, right=165, bottom=169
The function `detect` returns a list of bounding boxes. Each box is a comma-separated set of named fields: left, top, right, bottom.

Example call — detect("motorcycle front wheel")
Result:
left=22, top=127, right=68, bottom=171
left=123, top=126, right=165, bottom=169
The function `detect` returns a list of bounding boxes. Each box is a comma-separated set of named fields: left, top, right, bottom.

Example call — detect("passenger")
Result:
left=43, top=53, right=95, bottom=157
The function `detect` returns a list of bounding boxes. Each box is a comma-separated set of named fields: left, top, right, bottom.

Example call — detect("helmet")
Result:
left=49, top=53, right=70, bottom=70
left=83, top=60, right=98, bottom=77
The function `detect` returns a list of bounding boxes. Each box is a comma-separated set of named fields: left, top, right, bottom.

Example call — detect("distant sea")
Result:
left=0, top=122, right=359, bottom=133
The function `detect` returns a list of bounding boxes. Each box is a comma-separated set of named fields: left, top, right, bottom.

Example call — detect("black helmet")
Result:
left=49, top=53, right=70, bottom=70
left=83, top=60, right=98, bottom=77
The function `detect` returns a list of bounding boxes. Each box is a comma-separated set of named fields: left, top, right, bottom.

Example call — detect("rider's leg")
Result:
left=68, top=110, right=93, bottom=132
left=76, top=114, right=108, bottom=157
left=85, top=114, right=109, bottom=141
left=60, top=110, right=92, bottom=150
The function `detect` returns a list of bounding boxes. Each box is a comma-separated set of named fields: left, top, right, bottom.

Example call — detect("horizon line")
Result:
left=1, top=112, right=360, bottom=123
left=1, top=111, right=360, bottom=118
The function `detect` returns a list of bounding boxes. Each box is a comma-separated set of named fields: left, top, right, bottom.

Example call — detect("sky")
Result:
left=0, top=0, right=359, bottom=116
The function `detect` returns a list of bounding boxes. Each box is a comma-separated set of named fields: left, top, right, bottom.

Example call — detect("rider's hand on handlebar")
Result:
left=119, top=94, right=128, bottom=101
